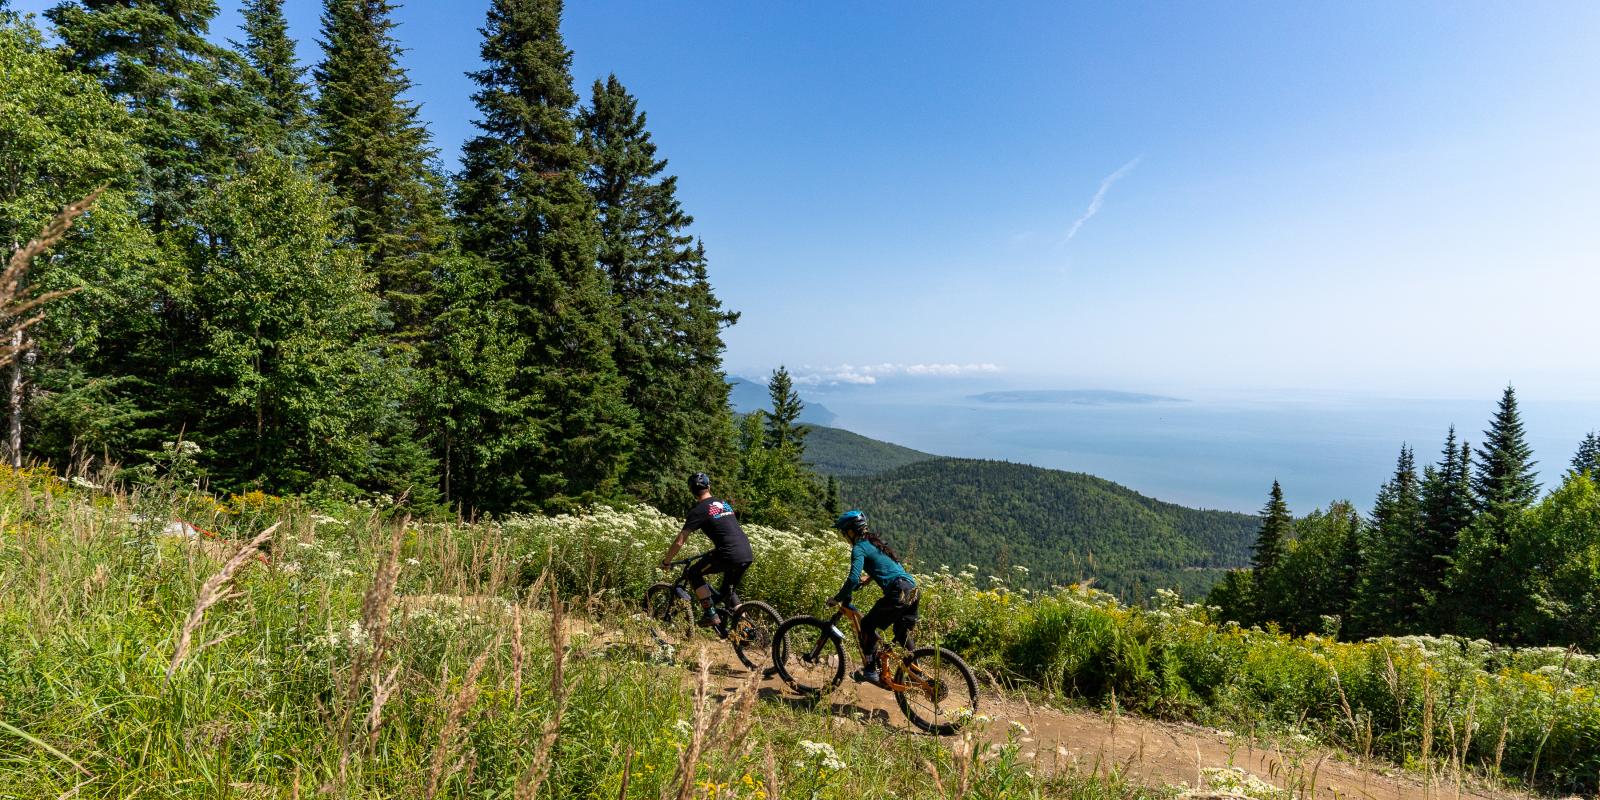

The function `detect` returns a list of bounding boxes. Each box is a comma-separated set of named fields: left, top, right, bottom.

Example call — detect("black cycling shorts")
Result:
left=684, top=552, right=751, bottom=606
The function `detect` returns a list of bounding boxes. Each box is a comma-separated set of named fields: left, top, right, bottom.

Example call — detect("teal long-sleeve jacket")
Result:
left=838, top=538, right=916, bottom=602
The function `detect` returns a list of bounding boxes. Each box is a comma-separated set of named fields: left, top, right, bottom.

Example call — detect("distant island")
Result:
left=969, top=389, right=1186, bottom=405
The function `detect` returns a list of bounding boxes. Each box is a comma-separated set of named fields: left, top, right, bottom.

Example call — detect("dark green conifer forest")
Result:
left=0, top=0, right=833, bottom=523
left=1212, top=386, right=1600, bottom=651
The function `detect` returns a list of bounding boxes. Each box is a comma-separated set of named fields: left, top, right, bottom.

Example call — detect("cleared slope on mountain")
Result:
left=840, top=458, right=1259, bottom=600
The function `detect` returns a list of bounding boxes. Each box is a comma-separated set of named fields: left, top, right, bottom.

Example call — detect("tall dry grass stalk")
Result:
left=425, top=634, right=500, bottom=800
left=336, top=524, right=406, bottom=784
left=671, top=649, right=714, bottom=800
left=1422, top=676, right=1436, bottom=795
left=1, top=190, right=98, bottom=367
left=513, top=587, right=568, bottom=800
left=166, top=523, right=279, bottom=681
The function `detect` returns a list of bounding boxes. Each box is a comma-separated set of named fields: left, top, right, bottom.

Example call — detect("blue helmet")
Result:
left=688, top=472, right=712, bottom=492
left=833, top=510, right=867, bottom=535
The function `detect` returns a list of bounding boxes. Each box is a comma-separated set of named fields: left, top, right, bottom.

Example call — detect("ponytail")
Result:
left=860, top=526, right=902, bottom=565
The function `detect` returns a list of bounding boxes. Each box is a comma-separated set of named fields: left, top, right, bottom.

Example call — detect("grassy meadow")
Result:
left=1, top=467, right=1597, bottom=797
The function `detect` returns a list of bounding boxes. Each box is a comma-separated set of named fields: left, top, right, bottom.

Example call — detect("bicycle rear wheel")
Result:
left=771, top=616, right=846, bottom=697
left=894, top=646, right=979, bottom=735
left=729, top=601, right=782, bottom=671
left=644, top=583, right=696, bottom=643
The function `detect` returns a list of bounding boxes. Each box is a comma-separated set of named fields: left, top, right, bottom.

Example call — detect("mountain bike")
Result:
left=645, top=552, right=781, bottom=671
left=770, top=601, right=979, bottom=735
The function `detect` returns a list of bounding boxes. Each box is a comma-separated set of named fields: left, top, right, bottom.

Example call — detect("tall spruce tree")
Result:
left=451, top=0, right=634, bottom=510
left=1249, top=480, right=1292, bottom=624
left=1251, top=480, right=1290, bottom=573
left=1416, top=427, right=1473, bottom=627
left=314, top=0, right=446, bottom=332
left=1449, top=386, right=1541, bottom=641
left=48, top=0, right=254, bottom=233
left=580, top=74, right=738, bottom=509
left=238, top=0, right=311, bottom=152
left=1473, top=386, right=1540, bottom=512
left=765, top=366, right=808, bottom=453
left=1572, top=432, right=1600, bottom=478
left=1354, top=445, right=1424, bottom=634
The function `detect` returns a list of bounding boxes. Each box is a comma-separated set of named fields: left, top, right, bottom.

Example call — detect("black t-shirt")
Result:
left=683, top=496, right=753, bottom=563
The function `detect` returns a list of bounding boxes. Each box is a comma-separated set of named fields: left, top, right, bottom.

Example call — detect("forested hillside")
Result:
left=840, top=458, right=1259, bottom=599
left=801, top=425, right=934, bottom=477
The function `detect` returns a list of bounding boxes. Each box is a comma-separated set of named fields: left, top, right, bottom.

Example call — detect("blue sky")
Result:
left=16, top=1, right=1600, bottom=400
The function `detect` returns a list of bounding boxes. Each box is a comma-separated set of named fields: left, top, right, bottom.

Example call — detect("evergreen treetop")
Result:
left=238, top=0, right=311, bottom=148
left=1250, top=480, right=1290, bottom=573
left=1572, top=432, right=1600, bottom=478
left=580, top=73, right=738, bottom=509
left=314, top=0, right=446, bottom=331
left=1473, top=385, right=1540, bottom=512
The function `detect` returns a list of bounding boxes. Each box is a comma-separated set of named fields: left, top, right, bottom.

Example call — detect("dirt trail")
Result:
left=685, top=646, right=1525, bottom=800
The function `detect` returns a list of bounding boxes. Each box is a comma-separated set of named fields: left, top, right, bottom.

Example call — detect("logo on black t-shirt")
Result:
left=708, top=501, right=732, bottom=519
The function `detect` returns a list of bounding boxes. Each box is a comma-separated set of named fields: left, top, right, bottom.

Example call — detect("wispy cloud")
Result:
left=1063, top=157, right=1142, bottom=245
left=792, top=363, right=1002, bottom=386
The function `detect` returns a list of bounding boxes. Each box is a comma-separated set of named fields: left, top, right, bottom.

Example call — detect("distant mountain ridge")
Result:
left=970, top=389, right=1185, bottom=405
left=727, top=376, right=837, bottom=425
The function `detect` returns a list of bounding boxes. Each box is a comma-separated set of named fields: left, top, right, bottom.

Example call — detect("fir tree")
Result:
left=580, top=74, right=738, bottom=509
left=1250, top=480, right=1290, bottom=574
left=48, top=0, right=254, bottom=232
left=1572, top=431, right=1600, bottom=478
left=314, top=0, right=446, bottom=332
left=765, top=366, right=808, bottom=452
left=1414, top=428, right=1474, bottom=626
left=237, top=0, right=311, bottom=152
left=451, top=0, right=634, bottom=510
left=1473, top=386, right=1540, bottom=512
left=1450, top=386, right=1542, bottom=642
left=1354, top=445, right=1424, bottom=634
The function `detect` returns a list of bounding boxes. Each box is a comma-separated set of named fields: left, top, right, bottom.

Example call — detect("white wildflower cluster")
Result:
left=1192, top=767, right=1286, bottom=800
left=796, top=740, right=847, bottom=772
left=162, top=440, right=201, bottom=456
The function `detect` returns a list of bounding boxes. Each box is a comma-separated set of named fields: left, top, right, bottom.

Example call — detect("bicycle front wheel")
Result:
left=729, top=601, right=782, bottom=671
left=894, top=646, right=979, bottom=735
left=771, top=616, right=846, bottom=697
left=645, top=583, right=696, bottom=643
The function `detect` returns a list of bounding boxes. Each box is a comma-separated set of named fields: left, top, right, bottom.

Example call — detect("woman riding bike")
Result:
left=828, top=510, right=919, bottom=687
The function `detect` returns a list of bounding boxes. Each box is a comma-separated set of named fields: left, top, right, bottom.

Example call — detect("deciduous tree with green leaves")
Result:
left=0, top=16, right=160, bottom=468
left=180, top=153, right=434, bottom=500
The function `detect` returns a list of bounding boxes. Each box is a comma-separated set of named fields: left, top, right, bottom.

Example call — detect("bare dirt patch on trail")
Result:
left=679, top=643, right=1529, bottom=800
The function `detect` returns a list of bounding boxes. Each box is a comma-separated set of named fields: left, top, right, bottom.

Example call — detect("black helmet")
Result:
left=688, top=472, right=711, bottom=492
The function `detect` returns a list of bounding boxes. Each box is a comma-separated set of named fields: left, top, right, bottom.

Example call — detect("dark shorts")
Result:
left=861, top=577, right=920, bottom=655
left=684, top=552, right=752, bottom=606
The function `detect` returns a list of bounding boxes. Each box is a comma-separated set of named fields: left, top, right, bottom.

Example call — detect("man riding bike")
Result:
left=828, top=509, right=920, bottom=687
left=660, top=472, right=754, bottom=629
